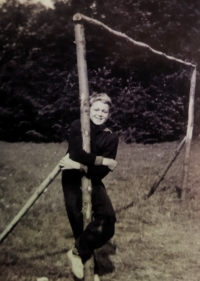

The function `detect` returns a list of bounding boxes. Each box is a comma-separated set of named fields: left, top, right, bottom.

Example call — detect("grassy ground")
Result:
left=0, top=139, right=200, bottom=281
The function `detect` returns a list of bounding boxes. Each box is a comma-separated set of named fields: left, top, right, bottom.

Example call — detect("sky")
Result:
left=0, top=0, right=55, bottom=9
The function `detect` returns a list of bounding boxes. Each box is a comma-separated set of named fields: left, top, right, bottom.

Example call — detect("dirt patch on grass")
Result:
left=0, top=140, right=200, bottom=281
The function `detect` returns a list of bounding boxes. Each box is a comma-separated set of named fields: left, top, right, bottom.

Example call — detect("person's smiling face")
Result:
left=90, top=100, right=110, bottom=125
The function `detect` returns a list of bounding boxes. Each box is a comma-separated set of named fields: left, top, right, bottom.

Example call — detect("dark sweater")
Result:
left=64, top=119, right=118, bottom=184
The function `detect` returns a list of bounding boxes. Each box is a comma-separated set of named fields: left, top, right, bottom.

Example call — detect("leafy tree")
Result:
left=0, top=0, right=199, bottom=142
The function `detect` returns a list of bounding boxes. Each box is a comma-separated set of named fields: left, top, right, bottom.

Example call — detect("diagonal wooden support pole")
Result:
left=147, top=136, right=186, bottom=198
left=0, top=164, right=61, bottom=244
left=73, top=13, right=94, bottom=281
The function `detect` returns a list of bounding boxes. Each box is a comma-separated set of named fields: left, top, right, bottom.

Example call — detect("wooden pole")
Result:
left=182, top=67, right=197, bottom=197
left=147, top=136, right=186, bottom=198
left=73, top=13, right=94, bottom=281
left=79, top=14, right=196, bottom=68
left=0, top=165, right=61, bottom=244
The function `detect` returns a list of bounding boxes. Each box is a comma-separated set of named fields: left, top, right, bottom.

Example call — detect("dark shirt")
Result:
left=66, top=119, right=119, bottom=183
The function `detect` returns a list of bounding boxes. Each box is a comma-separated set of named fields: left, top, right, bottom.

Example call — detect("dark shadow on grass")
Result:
left=115, top=184, right=184, bottom=213
left=175, top=186, right=182, bottom=198
left=115, top=200, right=136, bottom=213
left=95, top=241, right=116, bottom=276
left=28, top=249, right=68, bottom=260
left=29, top=242, right=116, bottom=277
left=22, top=243, right=116, bottom=277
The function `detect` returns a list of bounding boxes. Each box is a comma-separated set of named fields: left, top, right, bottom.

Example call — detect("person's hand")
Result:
left=59, top=154, right=80, bottom=170
left=102, top=158, right=117, bottom=171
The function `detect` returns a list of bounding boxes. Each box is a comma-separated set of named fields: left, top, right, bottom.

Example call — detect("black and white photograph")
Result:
left=0, top=1, right=200, bottom=280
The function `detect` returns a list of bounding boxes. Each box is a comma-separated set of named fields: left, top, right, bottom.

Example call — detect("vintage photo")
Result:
left=0, top=1, right=200, bottom=280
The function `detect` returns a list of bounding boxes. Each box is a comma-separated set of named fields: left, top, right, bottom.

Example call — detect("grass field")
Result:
left=1, top=139, right=200, bottom=281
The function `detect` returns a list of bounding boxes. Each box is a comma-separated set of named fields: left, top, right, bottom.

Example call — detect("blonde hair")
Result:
left=89, top=93, right=112, bottom=109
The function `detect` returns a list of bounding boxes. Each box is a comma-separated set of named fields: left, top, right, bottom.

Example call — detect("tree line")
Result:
left=0, top=0, right=199, bottom=143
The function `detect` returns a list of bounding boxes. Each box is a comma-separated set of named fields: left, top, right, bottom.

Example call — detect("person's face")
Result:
left=90, top=100, right=110, bottom=125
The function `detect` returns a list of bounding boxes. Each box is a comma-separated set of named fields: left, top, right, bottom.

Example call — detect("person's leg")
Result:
left=75, top=183, right=116, bottom=262
left=62, top=170, right=83, bottom=239
left=62, top=174, right=115, bottom=279
left=62, top=171, right=84, bottom=279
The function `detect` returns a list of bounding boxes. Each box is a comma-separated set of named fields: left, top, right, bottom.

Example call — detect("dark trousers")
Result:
left=62, top=171, right=116, bottom=263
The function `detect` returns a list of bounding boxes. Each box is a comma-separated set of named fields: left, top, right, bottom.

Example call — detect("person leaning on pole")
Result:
left=59, top=93, right=119, bottom=280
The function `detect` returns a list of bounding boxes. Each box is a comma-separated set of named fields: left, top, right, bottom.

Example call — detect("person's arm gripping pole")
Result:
left=73, top=13, right=94, bottom=281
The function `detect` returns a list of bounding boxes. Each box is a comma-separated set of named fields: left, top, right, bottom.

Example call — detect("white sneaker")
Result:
left=67, top=249, right=84, bottom=279
left=94, top=274, right=100, bottom=281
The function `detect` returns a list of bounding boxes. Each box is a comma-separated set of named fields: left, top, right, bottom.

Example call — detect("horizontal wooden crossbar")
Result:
left=75, top=13, right=196, bottom=68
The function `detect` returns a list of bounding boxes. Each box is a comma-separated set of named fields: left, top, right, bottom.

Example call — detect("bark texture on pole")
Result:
left=182, top=67, right=196, bottom=197
left=73, top=13, right=94, bottom=281
left=0, top=165, right=61, bottom=244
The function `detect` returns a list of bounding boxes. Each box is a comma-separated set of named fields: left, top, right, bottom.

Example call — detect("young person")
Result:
left=59, top=93, right=119, bottom=280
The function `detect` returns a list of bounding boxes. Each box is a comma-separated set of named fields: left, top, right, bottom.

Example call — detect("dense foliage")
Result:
left=0, top=0, right=199, bottom=143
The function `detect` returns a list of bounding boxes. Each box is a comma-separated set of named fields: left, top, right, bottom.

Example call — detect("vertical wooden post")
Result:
left=73, top=13, right=94, bottom=281
left=182, top=67, right=196, bottom=197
